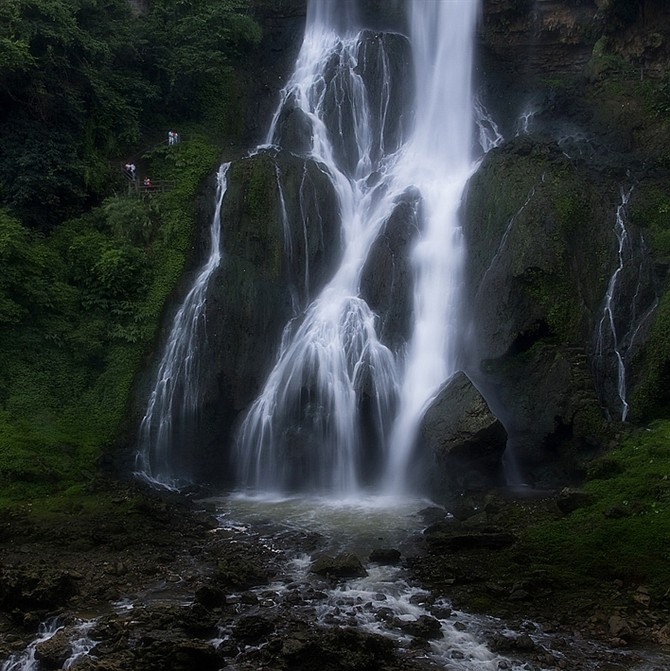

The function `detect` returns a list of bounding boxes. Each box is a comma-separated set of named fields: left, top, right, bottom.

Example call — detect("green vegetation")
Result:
left=0, top=0, right=260, bottom=504
left=518, top=421, right=670, bottom=593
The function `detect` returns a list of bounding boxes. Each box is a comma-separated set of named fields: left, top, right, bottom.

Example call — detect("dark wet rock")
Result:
left=430, top=605, right=453, bottom=619
left=424, top=526, right=516, bottom=553
left=213, top=553, right=272, bottom=590
left=319, top=31, right=413, bottom=174
left=194, top=583, right=226, bottom=609
left=556, top=487, right=596, bottom=514
left=273, top=96, right=314, bottom=154
left=135, top=636, right=222, bottom=671
left=398, top=615, right=443, bottom=640
left=360, top=190, right=421, bottom=351
left=311, top=553, right=368, bottom=579
left=490, top=632, right=540, bottom=654
left=420, top=371, right=507, bottom=494
left=368, top=548, right=401, bottom=565
left=232, top=615, right=276, bottom=644
left=0, top=567, right=77, bottom=614
left=181, top=603, right=218, bottom=636
left=282, top=626, right=396, bottom=671
left=35, top=627, right=75, bottom=669
left=608, top=615, right=634, bottom=641
left=416, top=507, right=448, bottom=525
left=460, top=134, right=659, bottom=487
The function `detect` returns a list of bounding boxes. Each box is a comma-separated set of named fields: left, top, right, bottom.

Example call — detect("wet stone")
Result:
left=310, top=553, right=367, bottom=579
left=35, top=628, right=75, bottom=669
left=231, top=615, right=275, bottom=644
left=369, top=548, right=402, bottom=565
left=430, top=605, right=452, bottom=619
left=398, top=615, right=443, bottom=640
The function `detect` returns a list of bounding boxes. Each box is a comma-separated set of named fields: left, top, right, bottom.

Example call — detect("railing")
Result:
left=131, top=179, right=177, bottom=194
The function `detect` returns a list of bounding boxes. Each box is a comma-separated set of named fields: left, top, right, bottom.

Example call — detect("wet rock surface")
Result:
left=420, top=371, right=508, bottom=493
left=1, top=482, right=669, bottom=671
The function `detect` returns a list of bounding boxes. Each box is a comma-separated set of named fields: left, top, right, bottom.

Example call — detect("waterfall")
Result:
left=593, top=188, right=632, bottom=422
left=592, top=186, right=661, bottom=423
left=235, top=5, right=403, bottom=494
left=235, top=0, right=480, bottom=496
left=135, top=164, right=230, bottom=487
left=382, top=2, right=480, bottom=492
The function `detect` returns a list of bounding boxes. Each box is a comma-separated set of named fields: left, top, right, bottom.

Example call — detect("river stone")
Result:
left=368, top=548, right=401, bottom=565
left=420, top=371, right=507, bottom=493
left=398, top=615, right=443, bottom=640
left=282, top=626, right=395, bottom=670
left=232, top=615, right=275, bottom=644
left=35, top=628, right=75, bottom=669
left=311, top=553, right=367, bottom=579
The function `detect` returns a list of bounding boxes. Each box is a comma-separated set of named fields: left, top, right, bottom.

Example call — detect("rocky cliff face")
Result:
left=136, top=0, right=670, bottom=492
left=466, top=0, right=670, bottom=486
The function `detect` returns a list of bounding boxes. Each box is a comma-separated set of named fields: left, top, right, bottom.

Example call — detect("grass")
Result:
left=518, top=421, right=670, bottom=593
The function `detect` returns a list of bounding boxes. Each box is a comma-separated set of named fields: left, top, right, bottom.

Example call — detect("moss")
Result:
left=227, top=154, right=283, bottom=279
left=629, top=289, right=670, bottom=420
left=629, top=183, right=670, bottom=262
left=519, top=421, right=670, bottom=591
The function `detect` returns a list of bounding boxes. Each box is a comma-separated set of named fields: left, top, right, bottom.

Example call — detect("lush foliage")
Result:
left=0, top=0, right=254, bottom=500
left=0, top=0, right=260, bottom=229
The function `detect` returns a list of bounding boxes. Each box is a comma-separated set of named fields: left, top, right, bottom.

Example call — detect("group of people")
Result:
left=121, top=129, right=180, bottom=191
left=123, top=163, right=152, bottom=189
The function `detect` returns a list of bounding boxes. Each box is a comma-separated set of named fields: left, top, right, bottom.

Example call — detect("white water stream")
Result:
left=595, top=187, right=633, bottom=421
left=235, top=0, right=480, bottom=496
left=136, top=164, right=230, bottom=487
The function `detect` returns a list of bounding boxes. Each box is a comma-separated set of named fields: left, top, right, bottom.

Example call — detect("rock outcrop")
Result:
left=420, top=372, right=507, bottom=493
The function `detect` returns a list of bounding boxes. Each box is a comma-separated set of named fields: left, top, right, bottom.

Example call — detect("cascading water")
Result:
left=235, top=0, right=480, bottom=496
left=593, top=186, right=658, bottom=423
left=382, top=3, right=480, bottom=493
left=595, top=187, right=633, bottom=422
left=136, top=164, right=230, bottom=487
left=235, top=9, right=402, bottom=494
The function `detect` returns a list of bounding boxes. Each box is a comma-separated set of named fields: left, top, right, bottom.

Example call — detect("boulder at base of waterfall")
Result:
left=420, top=372, right=507, bottom=493
left=310, top=553, right=368, bottom=579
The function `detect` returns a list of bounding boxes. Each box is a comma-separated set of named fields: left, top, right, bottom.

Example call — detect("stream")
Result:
left=4, top=493, right=670, bottom=671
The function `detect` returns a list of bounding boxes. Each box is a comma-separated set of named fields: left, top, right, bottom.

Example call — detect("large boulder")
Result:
left=420, top=371, right=507, bottom=493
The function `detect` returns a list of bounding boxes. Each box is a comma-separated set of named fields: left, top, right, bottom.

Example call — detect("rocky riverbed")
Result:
left=1, top=480, right=669, bottom=671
